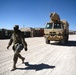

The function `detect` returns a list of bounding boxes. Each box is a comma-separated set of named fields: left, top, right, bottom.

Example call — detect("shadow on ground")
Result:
left=64, top=41, right=76, bottom=46
left=16, top=62, right=55, bottom=71
left=50, top=40, right=76, bottom=47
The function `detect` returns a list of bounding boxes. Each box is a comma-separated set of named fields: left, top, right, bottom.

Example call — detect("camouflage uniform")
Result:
left=7, top=25, right=27, bottom=71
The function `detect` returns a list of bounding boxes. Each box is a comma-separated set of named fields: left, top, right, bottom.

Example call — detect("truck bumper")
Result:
left=44, top=35, right=63, bottom=41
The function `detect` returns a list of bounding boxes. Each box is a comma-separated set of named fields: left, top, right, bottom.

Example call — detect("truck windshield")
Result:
left=45, top=23, right=52, bottom=29
left=54, top=23, right=62, bottom=29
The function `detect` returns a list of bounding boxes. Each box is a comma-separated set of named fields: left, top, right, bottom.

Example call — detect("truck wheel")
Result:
left=60, top=37, right=66, bottom=45
left=45, top=38, right=50, bottom=44
left=66, top=34, right=69, bottom=42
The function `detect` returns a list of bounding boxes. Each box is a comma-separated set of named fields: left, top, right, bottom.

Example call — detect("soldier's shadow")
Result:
left=17, top=62, right=55, bottom=71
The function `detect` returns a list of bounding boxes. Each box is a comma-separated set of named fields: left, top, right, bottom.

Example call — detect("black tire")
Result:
left=66, top=34, right=69, bottom=42
left=45, top=38, right=50, bottom=44
left=60, top=36, right=66, bottom=45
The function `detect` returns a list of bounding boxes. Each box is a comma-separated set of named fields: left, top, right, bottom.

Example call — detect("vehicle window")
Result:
left=62, top=25, right=64, bottom=29
left=54, top=23, right=61, bottom=29
left=45, top=23, right=52, bottom=29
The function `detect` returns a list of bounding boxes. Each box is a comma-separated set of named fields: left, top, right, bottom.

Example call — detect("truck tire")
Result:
left=45, top=38, right=50, bottom=44
left=60, top=36, right=66, bottom=45
left=66, top=34, right=69, bottom=42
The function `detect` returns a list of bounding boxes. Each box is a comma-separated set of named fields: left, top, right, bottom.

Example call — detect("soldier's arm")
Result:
left=21, top=32, right=28, bottom=51
left=22, top=38, right=27, bottom=47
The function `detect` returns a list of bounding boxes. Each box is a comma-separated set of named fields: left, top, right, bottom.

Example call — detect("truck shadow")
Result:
left=16, top=62, right=55, bottom=71
left=64, top=41, right=76, bottom=46
left=50, top=40, right=76, bottom=47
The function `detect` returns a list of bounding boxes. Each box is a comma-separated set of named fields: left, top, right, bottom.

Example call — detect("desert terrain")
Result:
left=0, top=35, right=76, bottom=75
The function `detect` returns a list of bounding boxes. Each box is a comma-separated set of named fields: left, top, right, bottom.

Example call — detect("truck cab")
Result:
left=44, top=20, right=69, bottom=44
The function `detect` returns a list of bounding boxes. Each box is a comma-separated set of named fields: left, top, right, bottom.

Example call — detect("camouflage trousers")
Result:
left=12, top=43, right=24, bottom=68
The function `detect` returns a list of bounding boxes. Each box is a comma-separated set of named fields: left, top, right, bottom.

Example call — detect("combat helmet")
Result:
left=14, top=25, right=19, bottom=30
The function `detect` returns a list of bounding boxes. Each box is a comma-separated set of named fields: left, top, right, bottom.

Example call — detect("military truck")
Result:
left=44, top=12, right=69, bottom=44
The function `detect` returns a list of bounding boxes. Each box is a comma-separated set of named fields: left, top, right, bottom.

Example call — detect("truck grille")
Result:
left=50, top=32, right=56, bottom=36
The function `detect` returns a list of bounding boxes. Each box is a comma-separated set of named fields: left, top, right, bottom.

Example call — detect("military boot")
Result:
left=22, top=57, right=25, bottom=63
left=11, top=64, right=16, bottom=71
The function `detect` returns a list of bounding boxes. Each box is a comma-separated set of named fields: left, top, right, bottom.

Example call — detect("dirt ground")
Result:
left=0, top=35, right=76, bottom=75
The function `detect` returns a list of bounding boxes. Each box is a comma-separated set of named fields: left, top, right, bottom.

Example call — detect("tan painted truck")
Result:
left=44, top=12, right=69, bottom=44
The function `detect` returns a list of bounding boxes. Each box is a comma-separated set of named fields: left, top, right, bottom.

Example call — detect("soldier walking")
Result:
left=7, top=25, right=28, bottom=71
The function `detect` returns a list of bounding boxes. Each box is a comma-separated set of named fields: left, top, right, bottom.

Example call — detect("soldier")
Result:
left=7, top=25, right=28, bottom=71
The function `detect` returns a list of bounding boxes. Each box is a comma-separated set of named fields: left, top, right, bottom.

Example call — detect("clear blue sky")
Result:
left=0, top=0, right=76, bottom=30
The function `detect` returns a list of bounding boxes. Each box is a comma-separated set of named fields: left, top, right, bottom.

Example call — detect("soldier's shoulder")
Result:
left=18, top=30, right=22, bottom=33
left=18, top=30, right=24, bottom=35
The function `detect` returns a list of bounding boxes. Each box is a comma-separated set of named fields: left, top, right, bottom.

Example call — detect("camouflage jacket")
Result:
left=8, top=30, right=27, bottom=48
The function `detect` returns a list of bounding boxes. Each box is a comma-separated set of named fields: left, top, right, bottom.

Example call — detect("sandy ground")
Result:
left=0, top=35, right=76, bottom=75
